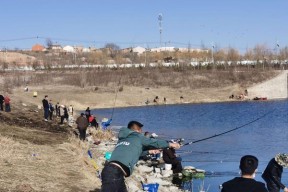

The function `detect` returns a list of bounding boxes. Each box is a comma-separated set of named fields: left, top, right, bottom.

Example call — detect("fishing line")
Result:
left=111, top=68, right=125, bottom=119
left=177, top=150, right=243, bottom=157
left=183, top=109, right=276, bottom=146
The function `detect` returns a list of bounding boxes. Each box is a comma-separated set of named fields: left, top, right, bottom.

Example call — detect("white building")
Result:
left=63, top=45, right=75, bottom=53
left=82, top=47, right=91, bottom=53
left=132, top=46, right=146, bottom=55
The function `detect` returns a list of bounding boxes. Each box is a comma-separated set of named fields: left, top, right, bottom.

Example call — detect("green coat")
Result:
left=109, top=127, right=169, bottom=176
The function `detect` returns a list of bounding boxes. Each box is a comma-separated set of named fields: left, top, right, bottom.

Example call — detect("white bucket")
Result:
left=165, top=164, right=172, bottom=170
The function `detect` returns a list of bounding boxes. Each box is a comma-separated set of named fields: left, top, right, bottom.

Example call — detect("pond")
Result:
left=93, top=100, right=288, bottom=191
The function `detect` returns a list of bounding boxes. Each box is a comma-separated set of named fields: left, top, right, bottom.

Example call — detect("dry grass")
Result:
left=0, top=133, right=102, bottom=192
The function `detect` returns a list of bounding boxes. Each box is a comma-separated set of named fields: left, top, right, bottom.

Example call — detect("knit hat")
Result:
left=239, top=155, right=258, bottom=175
left=275, top=154, right=288, bottom=168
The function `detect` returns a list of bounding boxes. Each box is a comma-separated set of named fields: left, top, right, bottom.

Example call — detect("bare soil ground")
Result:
left=0, top=102, right=104, bottom=192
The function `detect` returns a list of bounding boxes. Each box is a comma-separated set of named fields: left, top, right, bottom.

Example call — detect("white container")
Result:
left=165, top=164, right=172, bottom=170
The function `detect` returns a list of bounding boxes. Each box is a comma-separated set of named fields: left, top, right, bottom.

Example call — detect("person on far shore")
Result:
left=68, top=105, right=74, bottom=116
left=221, top=155, right=268, bottom=192
left=64, top=105, right=69, bottom=123
left=76, top=113, right=89, bottom=141
left=0, top=94, right=4, bottom=111
left=55, top=102, right=60, bottom=117
left=48, top=100, right=54, bottom=120
left=42, top=95, right=49, bottom=121
left=4, top=94, right=11, bottom=112
left=262, top=154, right=288, bottom=192
left=59, top=105, right=65, bottom=124
left=85, top=107, right=91, bottom=119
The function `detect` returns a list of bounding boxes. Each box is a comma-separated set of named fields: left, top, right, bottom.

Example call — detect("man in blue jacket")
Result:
left=101, top=121, right=180, bottom=192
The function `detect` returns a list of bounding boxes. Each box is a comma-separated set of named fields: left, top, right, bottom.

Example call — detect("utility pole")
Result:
left=211, top=44, right=215, bottom=69
left=158, top=13, right=163, bottom=47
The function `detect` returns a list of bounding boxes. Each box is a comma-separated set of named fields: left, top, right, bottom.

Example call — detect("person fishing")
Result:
left=221, top=155, right=268, bottom=192
left=163, top=140, right=183, bottom=174
left=262, top=154, right=288, bottom=192
left=101, top=121, right=181, bottom=192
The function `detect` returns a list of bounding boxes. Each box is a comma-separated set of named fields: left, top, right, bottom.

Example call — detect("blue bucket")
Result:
left=142, top=183, right=159, bottom=192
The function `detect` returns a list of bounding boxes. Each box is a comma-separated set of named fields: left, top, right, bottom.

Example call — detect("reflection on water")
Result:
left=93, top=100, right=288, bottom=191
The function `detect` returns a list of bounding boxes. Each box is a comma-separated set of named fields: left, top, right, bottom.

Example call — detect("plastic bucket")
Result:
left=165, top=164, right=172, bottom=170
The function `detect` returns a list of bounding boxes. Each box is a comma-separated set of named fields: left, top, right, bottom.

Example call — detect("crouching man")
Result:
left=101, top=121, right=180, bottom=192
left=221, top=155, right=268, bottom=192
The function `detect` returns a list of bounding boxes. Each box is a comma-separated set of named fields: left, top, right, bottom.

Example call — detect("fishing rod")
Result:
left=183, top=109, right=275, bottom=146
left=177, top=150, right=243, bottom=157
left=111, top=69, right=125, bottom=119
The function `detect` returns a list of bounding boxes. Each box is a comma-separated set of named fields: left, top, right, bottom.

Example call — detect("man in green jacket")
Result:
left=101, top=121, right=180, bottom=192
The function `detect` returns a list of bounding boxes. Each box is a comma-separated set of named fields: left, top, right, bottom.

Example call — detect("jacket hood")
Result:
left=118, top=127, right=136, bottom=139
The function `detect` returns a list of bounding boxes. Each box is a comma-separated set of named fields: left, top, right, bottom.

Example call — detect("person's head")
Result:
left=87, top=107, right=90, bottom=110
left=144, top=131, right=150, bottom=137
left=45, top=95, right=48, bottom=99
left=128, top=121, right=143, bottom=133
left=275, top=154, right=288, bottom=168
left=80, top=113, right=84, bottom=117
left=239, top=155, right=258, bottom=177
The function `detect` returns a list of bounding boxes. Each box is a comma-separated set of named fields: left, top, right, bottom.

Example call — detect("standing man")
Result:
left=0, top=94, right=4, bottom=111
left=42, top=95, right=49, bottom=121
left=4, top=94, right=11, bottom=112
left=48, top=100, right=54, bottom=120
left=55, top=102, right=60, bottom=117
left=221, top=155, right=268, bottom=192
left=262, top=154, right=288, bottom=192
left=75, top=113, right=89, bottom=141
left=68, top=105, right=74, bottom=116
left=101, top=121, right=180, bottom=192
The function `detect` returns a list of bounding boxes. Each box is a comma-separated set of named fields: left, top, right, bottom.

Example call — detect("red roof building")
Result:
left=32, top=44, right=45, bottom=52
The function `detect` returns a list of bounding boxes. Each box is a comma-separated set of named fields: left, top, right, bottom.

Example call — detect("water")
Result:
left=92, top=100, right=288, bottom=191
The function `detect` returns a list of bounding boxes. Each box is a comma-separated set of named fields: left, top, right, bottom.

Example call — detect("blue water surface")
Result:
left=92, top=100, right=288, bottom=192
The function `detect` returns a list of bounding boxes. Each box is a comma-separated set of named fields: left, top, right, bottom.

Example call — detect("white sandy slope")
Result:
left=248, top=70, right=288, bottom=99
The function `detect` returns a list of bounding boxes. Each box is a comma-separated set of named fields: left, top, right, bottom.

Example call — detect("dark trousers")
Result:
left=78, top=128, right=87, bottom=141
left=0, top=103, right=3, bottom=111
left=5, top=104, right=11, bottom=112
left=101, top=164, right=128, bottom=192
left=44, top=108, right=49, bottom=119
left=60, top=116, right=65, bottom=124
left=49, top=111, right=53, bottom=120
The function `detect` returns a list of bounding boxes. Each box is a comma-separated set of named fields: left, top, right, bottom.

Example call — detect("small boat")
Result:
left=253, top=97, right=267, bottom=101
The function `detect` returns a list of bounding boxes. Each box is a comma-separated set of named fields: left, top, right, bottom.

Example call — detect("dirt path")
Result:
left=248, top=70, right=288, bottom=99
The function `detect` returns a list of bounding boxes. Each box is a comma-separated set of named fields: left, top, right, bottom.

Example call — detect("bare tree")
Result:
left=104, top=43, right=120, bottom=58
left=46, top=38, right=53, bottom=49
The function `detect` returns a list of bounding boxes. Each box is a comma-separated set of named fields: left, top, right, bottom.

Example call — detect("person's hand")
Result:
left=284, top=187, right=288, bottom=192
left=149, top=149, right=161, bottom=155
left=169, top=143, right=181, bottom=149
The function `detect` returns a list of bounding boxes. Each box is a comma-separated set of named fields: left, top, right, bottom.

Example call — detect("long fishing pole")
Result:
left=111, top=68, right=125, bottom=119
left=177, top=150, right=242, bottom=157
left=183, top=109, right=275, bottom=146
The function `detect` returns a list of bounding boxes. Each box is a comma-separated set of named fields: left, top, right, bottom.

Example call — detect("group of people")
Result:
left=222, top=154, right=288, bottom=192
left=75, top=107, right=99, bottom=141
left=0, top=94, right=11, bottom=112
left=100, top=120, right=288, bottom=192
left=42, top=95, right=74, bottom=125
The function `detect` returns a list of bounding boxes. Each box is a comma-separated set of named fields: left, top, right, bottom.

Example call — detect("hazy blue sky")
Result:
left=0, top=0, right=287, bottom=50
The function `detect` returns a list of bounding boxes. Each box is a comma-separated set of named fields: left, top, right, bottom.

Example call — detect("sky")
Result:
left=0, top=0, right=287, bottom=51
